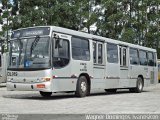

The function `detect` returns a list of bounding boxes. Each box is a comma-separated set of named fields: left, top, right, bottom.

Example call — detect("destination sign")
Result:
left=11, top=27, right=50, bottom=38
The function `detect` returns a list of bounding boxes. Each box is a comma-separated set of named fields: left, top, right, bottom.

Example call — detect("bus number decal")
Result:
left=7, top=72, right=18, bottom=76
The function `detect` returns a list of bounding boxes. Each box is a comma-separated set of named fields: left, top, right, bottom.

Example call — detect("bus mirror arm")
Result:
left=54, top=34, right=62, bottom=48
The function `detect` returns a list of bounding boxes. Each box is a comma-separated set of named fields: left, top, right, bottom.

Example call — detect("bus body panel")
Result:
left=105, top=63, right=119, bottom=88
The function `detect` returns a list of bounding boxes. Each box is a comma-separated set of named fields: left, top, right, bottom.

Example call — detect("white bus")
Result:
left=7, top=26, right=158, bottom=97
left=0, top=41, right=8, bottom=84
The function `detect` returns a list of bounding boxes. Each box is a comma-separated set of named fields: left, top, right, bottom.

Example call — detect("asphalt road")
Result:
left=0, top=83, right=160, bottom=115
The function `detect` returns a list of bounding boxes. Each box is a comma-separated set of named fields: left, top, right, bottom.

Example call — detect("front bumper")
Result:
left=6, top=82, right=51, bottom=92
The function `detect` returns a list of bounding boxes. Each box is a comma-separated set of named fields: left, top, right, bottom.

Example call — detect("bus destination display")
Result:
left=11, top=27, right=50, bottom=38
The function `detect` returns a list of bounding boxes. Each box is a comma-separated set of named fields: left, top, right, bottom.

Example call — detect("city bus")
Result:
left=6, top=26, right=158, bottom=97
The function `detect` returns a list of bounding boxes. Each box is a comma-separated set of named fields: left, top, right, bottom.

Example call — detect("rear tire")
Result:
left=40, top=91, right=52, bottom=97
left=129, top=77, right=143, bottom=93
left=105, top=89, right=117, bottom=93
left=75, top=76, right=89, bottom=97
left=135, top=77, right=143, bottom=93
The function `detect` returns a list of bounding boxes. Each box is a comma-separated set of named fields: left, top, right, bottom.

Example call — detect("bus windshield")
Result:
left=8, top=37, right=50, bottom=69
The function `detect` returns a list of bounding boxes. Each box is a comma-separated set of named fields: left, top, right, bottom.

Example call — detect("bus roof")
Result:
left=12, top=26, right=156, bottom=52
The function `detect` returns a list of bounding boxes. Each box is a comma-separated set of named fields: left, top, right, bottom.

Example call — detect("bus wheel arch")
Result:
left=75, top=73, right=91, bottom=97
left=138, top=75, right=144, bottom=86
left=129, top=75, right=144, bottom=93
left=39, top=91, right=52, bottom=97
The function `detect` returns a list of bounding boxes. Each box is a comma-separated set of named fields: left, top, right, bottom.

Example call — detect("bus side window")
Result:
left=98, top=44, right=103, bottom=64
left=93, top=42, right=96, bottom=63
left=130, top=48, right=139, bottom=65
left=123, top=48, right=127, bottom=66
left=139, top=50, right=148, bottom=66
left=107, top=43, right=118, bottom=63
left=72, top=37, right=90, bottom=61
left=148, top=52, right=154, bottom=66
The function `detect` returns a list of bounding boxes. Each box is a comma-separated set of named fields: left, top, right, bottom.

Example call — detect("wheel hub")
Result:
left=81, top=81, right=87, bottom=92
left=138, top=80, right=143, bottom=90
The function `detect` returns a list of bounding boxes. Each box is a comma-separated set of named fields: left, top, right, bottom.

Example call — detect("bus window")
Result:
left=93, top=42, right=96, bottom=63
left=119, top=46, right=128, bottom=66
left=107, top=43, right=118, bottom=63
left=53, top=39, right=70, bottom=68
left=123, top=48, right=127, bottom=66
left=139, top=50, right=148, bottom=66
left=119, top=47, right=122, bottom=65
left=72, top=37, right=90, bottom=61
left=98, top=44, right=103, bottom=64
left=130, top=48, right=139, bottom=65
left=148, top=52, right=154, bottom=66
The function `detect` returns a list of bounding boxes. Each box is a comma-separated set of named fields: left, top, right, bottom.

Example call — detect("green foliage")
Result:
left=0, top=0, right=160, bottom=57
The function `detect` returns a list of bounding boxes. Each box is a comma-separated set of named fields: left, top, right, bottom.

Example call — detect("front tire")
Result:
left=75, top=76, right=89, bottom=97
left=40, top=91, right=52, bottom=97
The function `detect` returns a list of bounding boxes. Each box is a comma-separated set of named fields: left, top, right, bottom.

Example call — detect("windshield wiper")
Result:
left=30, top=35, right=40, bottom=56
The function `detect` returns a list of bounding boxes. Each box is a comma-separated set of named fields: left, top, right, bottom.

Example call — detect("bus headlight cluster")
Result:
left=37, top=77, right=51, bottom=82
left=42, top=77, right=51, bottom=82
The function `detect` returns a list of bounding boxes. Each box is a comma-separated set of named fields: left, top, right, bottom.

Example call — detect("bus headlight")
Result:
left=38, top=77, right=51, bottom=82
left=42, top=77, right=51, bottom=81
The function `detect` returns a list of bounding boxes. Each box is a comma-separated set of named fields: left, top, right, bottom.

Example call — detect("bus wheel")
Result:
left=135, top=77, right=143, bottom=93
left=130, top=77, right=143, bottom=93
left=105, top=89, right=117, bottom=93
left=75, top=76, right=88, bottom=97
left=39, top=91, right=52, bottom=97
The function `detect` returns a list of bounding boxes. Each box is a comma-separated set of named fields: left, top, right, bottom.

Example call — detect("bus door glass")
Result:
left=52, top=32, right=71, bottom=76
left=119, top=46, right=129, bottom=87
